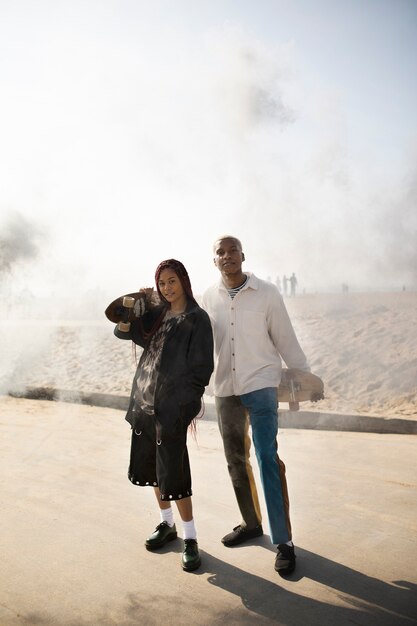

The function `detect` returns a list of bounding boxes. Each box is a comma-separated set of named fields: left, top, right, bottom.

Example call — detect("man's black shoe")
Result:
left=221, top=524, right=263, bottom=547
left=275, top=543, right=296, bottom=575
left=145, top=522, right=177, bottom=551
left=181, top=539, right=201, bottom=571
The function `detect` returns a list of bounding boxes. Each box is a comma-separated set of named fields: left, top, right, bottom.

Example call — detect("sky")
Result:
left=0, top=0, right=416, bottom=305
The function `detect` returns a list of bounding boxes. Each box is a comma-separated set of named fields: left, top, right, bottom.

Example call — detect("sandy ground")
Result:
left=1, top=291, right=416, bottom=419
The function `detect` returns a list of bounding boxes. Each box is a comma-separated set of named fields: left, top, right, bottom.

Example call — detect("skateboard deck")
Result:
left=105, top=290, right=154, bottom=332
left=278, top=368, right=324, bottom=411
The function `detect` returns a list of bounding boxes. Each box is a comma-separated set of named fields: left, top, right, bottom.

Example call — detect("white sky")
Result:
left=1, top=0, right=416, bottom=300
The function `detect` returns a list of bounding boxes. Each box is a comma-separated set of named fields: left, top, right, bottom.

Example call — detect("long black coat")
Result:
left=115, top=301, right=214, bottom=432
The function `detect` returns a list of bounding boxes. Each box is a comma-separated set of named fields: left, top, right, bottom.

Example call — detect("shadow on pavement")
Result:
left=201, top=547, right=417, bottom=625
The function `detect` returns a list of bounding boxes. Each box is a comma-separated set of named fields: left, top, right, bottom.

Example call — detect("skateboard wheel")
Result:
left=123, top=296, right=135, bottom=308
left=118, top=321, right=131, bottom=332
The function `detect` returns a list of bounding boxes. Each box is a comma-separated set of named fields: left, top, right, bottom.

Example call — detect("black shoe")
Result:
left=275, top=543, right=296, bottom=575
left=181, top=539, right=201, bottom=571
left=145, top=522, right=177, bottom=551
left=221, top=524, right=263, bottom=547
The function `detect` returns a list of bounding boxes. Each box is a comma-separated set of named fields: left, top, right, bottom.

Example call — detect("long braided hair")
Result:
left=154, top=258, right=197, bottom=305
left=137, top=259, right=196, bottom=344
left=154, top=259, right=204, bottom=435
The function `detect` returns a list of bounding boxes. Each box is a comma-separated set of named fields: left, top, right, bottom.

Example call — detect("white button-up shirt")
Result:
left=202, top=272, right=309, bottom=397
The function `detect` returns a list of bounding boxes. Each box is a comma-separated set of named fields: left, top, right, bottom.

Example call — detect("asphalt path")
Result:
left=1, top=396, right=416, bottom=625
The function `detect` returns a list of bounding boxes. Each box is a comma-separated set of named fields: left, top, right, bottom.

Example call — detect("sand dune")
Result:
left=1, top=291, right=416, bottom=419
left=284, top=292, right=416, bottom=418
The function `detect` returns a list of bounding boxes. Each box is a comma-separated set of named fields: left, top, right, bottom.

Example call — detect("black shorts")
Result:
left=127, top=401, right=200, bottom=501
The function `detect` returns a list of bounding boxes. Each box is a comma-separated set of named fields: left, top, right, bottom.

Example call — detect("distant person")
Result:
left=275, top=275, right=282, bottom=293
left=112, top=259, right=213, bottom=572
left=202, top=236, right=310, bottom=575
left=289, top=272, right=297, bottom=297
left=283, top=274, right=288, bottom=296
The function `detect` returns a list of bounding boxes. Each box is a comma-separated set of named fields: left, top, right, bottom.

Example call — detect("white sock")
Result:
left=160, top=507, right=174, bottom=527
left=182, top=518, right=197, bottom=540
left=285, top=540, right=293, bottom=547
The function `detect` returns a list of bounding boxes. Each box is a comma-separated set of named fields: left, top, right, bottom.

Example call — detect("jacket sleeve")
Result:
left=181, top=309, right=214, bottom=404
left=113, top=308, right=163, bottom=349
left=113, top=318, right=146, bottom=347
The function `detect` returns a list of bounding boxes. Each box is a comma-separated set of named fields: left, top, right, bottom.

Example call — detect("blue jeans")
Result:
left=216, top=388, right=292, bottom=544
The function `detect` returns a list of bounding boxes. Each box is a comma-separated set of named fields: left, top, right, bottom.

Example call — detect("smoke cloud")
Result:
left=372, top=164, right=417, bottom=285
left=0, top=210, right=43, bottom=278
left=0, top=6, right=415, bottom=305
left=0, top=2, right=415, bottom=415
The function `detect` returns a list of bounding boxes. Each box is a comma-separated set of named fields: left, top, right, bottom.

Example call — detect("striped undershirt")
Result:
left=227, top=275, right=248, bottom=299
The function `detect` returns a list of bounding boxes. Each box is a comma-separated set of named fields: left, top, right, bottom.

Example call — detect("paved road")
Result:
left=1, top=396, right=416, bottom=625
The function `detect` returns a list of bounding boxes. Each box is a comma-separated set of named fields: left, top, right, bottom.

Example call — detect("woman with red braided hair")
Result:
left=114, top=259, right=213, bottom=572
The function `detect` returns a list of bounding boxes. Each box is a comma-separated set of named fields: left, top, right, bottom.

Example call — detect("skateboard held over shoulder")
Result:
left=278, top=368, right=324, bottom=411
left=105, top=289, right=154, bottom=333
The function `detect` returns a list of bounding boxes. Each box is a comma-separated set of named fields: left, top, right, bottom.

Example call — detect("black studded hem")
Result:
left=128, top=473, right=158, bottom=488
left=160, top=489, right=192, bottom=501
left=128, top=473, right=192, bottom=500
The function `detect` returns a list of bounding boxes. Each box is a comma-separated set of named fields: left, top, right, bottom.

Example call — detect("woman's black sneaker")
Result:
left=182, top=539, right=201, bottom=571
left=145, top=522, right=177, bottom=551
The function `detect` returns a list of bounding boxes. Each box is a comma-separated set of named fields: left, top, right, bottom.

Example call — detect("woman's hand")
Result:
left=133, top=288, right=154, bottom=317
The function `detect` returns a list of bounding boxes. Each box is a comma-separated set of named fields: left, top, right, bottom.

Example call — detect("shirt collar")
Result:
left=218, top=271, right=257, bottom=291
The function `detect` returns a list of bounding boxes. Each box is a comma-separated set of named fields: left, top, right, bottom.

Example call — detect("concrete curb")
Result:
left=277, top=408, right=417, bottom=435
left=8, top=387, right=417, bottom=435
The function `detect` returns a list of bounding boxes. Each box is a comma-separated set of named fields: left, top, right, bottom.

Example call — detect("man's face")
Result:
left=213, top=238, right=244, bottom=276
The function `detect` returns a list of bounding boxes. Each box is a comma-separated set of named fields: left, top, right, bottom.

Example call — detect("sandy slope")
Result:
left=284, top=292, right=416, bottom=417
left=1, top=291, right=416, bottom=419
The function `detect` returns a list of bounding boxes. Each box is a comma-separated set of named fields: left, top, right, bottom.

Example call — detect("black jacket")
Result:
left=114, top=300, right=214, bottom=431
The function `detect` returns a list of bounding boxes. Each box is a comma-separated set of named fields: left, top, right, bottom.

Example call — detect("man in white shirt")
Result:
left=202, top=235, right=310, bottom=575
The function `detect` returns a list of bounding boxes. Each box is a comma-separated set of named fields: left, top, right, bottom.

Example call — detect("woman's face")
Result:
left=157, top=268, right=187, bottom=311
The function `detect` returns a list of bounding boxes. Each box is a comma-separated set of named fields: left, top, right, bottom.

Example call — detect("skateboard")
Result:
left=278, top=368, right=324, bottom=411
left=105, top=289, right=155, bottom=332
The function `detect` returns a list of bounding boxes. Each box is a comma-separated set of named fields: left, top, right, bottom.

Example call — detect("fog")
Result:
left=1, top=1, right=416, bottom=319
